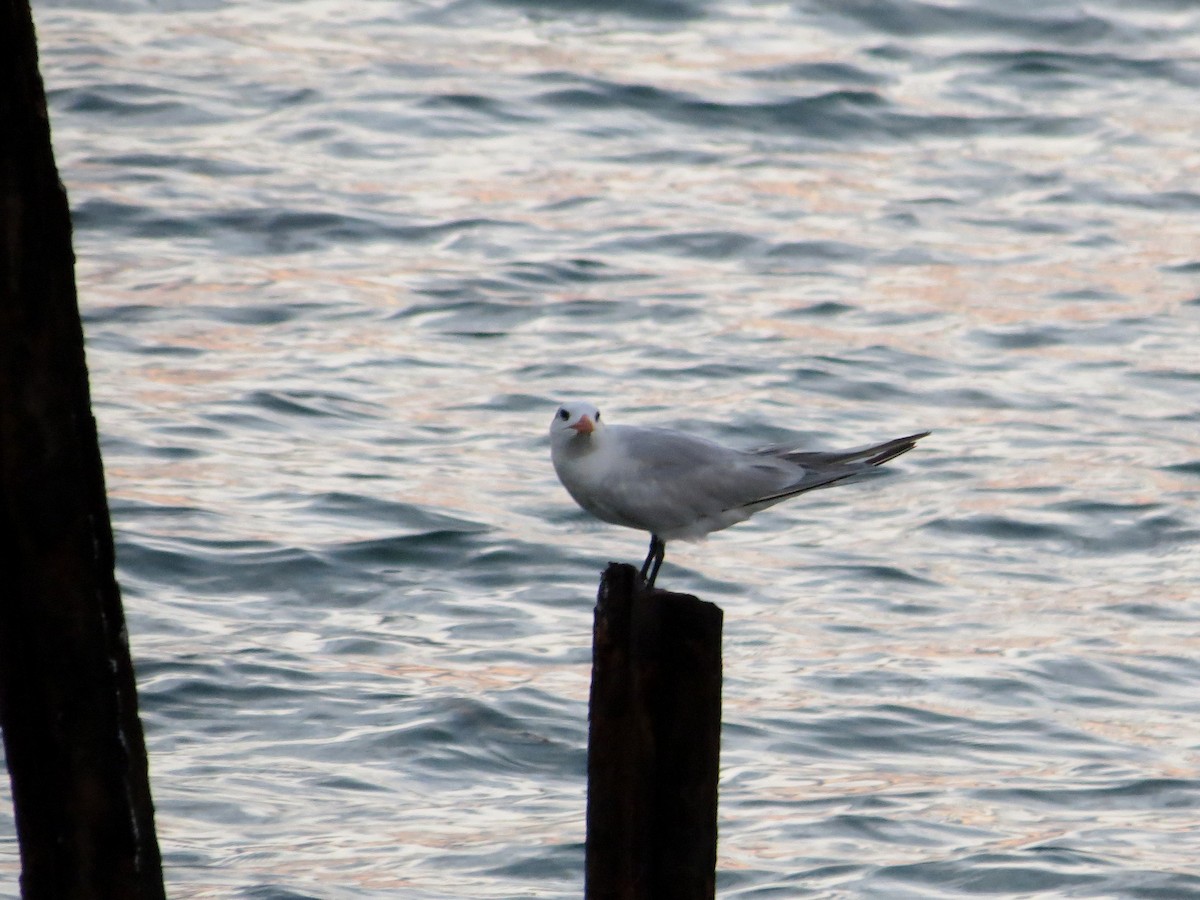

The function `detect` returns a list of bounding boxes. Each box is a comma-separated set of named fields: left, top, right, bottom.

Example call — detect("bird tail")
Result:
left=744, top=431, right=931, bottom=508
left=780, top=431, right=931, bottom=469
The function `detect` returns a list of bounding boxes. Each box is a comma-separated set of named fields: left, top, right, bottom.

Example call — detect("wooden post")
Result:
left=0, top=2, right=167, bottom=897
left=586, top=563, right=723, bottom=900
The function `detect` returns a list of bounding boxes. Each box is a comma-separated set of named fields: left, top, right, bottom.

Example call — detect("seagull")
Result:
left=549, top=400, right=929, bottom=588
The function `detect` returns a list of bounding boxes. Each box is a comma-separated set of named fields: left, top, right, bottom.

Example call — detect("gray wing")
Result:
left=582, top=426, right=929, bottom=536
left=604, top=425, right=801, bottom=529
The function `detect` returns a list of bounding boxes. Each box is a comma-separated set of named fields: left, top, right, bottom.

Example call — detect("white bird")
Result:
left=549, top=400, right=929, bottom=588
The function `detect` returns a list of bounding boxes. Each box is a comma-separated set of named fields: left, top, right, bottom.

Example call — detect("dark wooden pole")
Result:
left=586, top=563, right=723, bottom=900
left=0, top=2, right=167, bottom=897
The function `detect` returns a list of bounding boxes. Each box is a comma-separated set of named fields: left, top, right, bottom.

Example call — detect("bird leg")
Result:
left=638, top=534, right=666, bottom=588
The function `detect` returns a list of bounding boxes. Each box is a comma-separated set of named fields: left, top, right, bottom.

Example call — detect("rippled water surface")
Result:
left=5, top=0, right=1200, bottom=895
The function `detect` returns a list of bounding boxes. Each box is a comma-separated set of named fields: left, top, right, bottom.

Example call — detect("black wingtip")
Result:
left=866, top=430, right=932, bottom=466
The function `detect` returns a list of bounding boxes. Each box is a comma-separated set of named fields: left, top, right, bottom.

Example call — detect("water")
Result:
left=5, top=0, right=1200, bottom=895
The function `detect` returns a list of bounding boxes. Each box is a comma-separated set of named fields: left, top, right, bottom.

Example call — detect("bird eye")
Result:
left=558, top=409, right=569, bottom=421
left=595, top=411, right=600, bottom=420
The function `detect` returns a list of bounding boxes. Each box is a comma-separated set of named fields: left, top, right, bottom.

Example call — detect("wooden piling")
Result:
left=586, top=563, right=723, bottom=900
left=0, top=3, right=166, bottom=895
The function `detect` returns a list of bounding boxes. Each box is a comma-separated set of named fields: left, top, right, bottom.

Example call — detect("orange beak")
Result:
left=570, top=415, right=594, bottom=435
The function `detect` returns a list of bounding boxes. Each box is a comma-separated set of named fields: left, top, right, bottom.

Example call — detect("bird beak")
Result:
left=570, top=415, right=594, bottom=435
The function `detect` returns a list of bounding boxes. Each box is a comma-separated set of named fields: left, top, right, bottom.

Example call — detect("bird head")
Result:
left=550, top=401, right=602, bottom=443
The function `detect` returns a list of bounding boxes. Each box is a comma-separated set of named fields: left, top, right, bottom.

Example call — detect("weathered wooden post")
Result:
left=586, top=562, right=723, bottom=900
left=0, top=2, right=166, bottom=896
